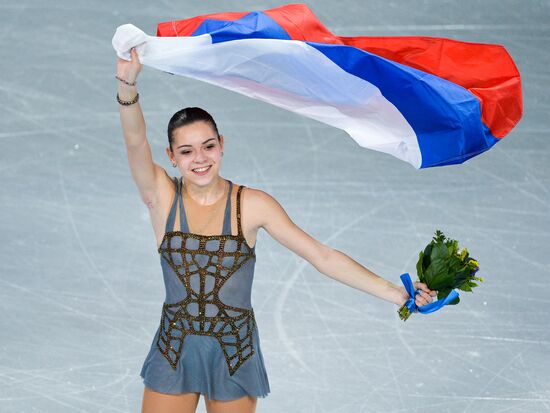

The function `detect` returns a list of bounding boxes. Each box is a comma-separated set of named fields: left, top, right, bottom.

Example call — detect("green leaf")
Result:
left=423, top=244, right=433, bottom=270
left=433, top=230, right=446, bottom=243
left=416, top=251, right=425, bottom=282
left=425, top=262, right=454, bottom=290
left=448, top=257, right=463, bottom=274
left=437, top=288, right=460, bottom=305
left=448, top=239, right=459, bottom=255
left=437, top=289, right=452, bottom=299
left=431, top=242, right=450, bottom=261
left=422, top=265, right=436, bottom=286
left=458, top=283, right=472, bottom=292
left=453, top=270, right=472, bottom=288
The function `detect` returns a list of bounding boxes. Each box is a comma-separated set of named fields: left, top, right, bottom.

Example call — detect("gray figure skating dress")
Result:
left=140, top=176, right=270, bottom=401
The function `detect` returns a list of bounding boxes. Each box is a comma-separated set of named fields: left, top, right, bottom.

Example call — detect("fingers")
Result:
left=413, top=282, right=438, bottom=306
left=415, top=282, right=429, bottom=292
left=415, top=282, right=438, bottom=296
left=415, top=291, right=432, bottom=306
left=131, top=47, right=141, bottom=64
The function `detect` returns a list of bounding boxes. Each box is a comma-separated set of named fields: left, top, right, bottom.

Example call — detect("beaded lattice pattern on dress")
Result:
left=156, top=184, right=257, bottom=376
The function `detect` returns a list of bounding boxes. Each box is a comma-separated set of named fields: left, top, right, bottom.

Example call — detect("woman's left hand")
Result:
left=398, top=282, right=438, bottom=307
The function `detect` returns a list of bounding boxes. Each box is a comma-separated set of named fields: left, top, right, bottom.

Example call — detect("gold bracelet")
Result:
left=117, top=92, right=139, bottom=106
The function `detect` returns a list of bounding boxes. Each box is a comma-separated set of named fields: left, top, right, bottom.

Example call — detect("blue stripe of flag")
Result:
left=307, top=42, right=500, bottom=167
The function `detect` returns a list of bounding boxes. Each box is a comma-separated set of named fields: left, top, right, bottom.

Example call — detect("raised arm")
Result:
left=117, top=48, right=165, bottom=204
left=248, top=189, right=436, bottom=308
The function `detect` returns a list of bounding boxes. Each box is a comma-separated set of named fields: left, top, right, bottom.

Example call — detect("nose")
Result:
left=194, top=148, right=209, bottom=163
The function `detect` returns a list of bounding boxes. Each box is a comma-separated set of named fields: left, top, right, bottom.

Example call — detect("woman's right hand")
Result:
left=116, top=47, right=142, bottom=84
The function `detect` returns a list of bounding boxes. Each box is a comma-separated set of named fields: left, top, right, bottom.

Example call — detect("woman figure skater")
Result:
left=117, top=47, right=437, bottom=413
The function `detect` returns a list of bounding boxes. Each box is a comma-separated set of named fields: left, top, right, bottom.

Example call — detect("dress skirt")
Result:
left=140, top=323, right=270, bottom=401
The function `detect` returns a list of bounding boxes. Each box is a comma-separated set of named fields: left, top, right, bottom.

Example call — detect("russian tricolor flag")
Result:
left=112, top=3, right=522, bottom=169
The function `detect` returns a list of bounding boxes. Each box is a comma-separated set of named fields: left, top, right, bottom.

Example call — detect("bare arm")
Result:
left=249, top=189, right=436, bottom=307
left=117, top=48, right=165, bottom=203
left=312, top=248, right=416, bottom=306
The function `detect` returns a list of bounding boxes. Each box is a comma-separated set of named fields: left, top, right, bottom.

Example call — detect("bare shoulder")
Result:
left=243, top=186, right=278, bottom=204
left=238, top=185, right=285, bottom=230
left=239, top=186, right=271, bottom=203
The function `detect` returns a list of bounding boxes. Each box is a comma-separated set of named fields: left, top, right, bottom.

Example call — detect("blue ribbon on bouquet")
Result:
left=400, top=272, right=459, bottom=315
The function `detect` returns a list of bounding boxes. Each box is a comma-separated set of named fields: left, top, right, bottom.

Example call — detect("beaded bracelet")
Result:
left=117, top=92, right=139, bottom=106
left=115, top=75, right=137, bottom=86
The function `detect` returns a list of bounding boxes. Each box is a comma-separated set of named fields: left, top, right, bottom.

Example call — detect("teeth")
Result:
left=193, top=166, right=210, bottom=172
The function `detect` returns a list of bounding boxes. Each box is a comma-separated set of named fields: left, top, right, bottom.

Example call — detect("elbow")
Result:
left=312, top=243, right=334, bottom=272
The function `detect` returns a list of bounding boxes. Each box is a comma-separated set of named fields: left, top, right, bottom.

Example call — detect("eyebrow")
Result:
left=177, top=137, right=217, bottom=149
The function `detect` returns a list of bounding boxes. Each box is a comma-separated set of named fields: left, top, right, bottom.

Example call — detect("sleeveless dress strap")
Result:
left=221, top=180, right=233, bottom=235
left=236, top=185, right=245, bottom=237
left=165, top=177, right=180, bottom=233
left=178, top=177, right=190, bottom=233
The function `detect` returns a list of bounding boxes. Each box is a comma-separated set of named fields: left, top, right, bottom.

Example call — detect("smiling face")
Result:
left=167, top=120, right=224, bottom=187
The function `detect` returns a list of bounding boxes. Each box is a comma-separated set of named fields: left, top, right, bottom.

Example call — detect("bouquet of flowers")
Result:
left=398, top=230, right=483, bottom=321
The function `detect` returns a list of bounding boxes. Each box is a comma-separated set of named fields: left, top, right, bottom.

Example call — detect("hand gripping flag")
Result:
left=112, top=3, right=522, bottom=169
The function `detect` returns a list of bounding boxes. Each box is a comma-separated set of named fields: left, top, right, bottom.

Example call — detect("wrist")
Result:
left=394, top=286, right=409, bottom=307
left=115, top=74, right=137, bottom=86
left=117, top=83, right=138, bottom=100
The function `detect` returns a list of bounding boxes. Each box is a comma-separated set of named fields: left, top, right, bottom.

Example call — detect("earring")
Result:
left=172, top=162, right=177, bottom=167
left=221, top=152, right=224, bottom=157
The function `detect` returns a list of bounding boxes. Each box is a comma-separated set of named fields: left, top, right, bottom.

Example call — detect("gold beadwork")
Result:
left=156, top=184, right=257, bottom=376
left=116, top=92, right=139, bottom=106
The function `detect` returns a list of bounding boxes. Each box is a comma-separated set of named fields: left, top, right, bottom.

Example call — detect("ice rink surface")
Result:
left=1, top=1, right=549, bottom=412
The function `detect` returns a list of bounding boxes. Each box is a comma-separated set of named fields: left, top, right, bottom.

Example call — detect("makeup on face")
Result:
left=172, top=122, right=223, bottom=181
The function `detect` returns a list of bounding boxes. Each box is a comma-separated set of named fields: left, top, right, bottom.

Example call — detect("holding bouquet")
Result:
left=398, top=230, right=483, bottom=321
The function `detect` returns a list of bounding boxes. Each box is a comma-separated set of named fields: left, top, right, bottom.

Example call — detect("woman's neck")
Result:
left=183, top=176, right=227, bottom=206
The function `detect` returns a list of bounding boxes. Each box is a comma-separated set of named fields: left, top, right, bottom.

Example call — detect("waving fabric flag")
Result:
left=112, top=3, right=522, bottom=169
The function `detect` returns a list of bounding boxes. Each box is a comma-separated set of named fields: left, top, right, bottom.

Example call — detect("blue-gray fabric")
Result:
left=140, top=177, right=270, bottom=400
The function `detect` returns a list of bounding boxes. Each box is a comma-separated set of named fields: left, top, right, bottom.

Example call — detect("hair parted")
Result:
left=167, top=107, right=220, bottom=150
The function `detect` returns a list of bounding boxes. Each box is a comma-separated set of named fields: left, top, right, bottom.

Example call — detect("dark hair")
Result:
left=167, top=107, right=220, bottom=151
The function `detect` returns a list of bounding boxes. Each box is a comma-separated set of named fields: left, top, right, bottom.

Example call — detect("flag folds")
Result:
left=112, top=3, right=522, bottom=169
